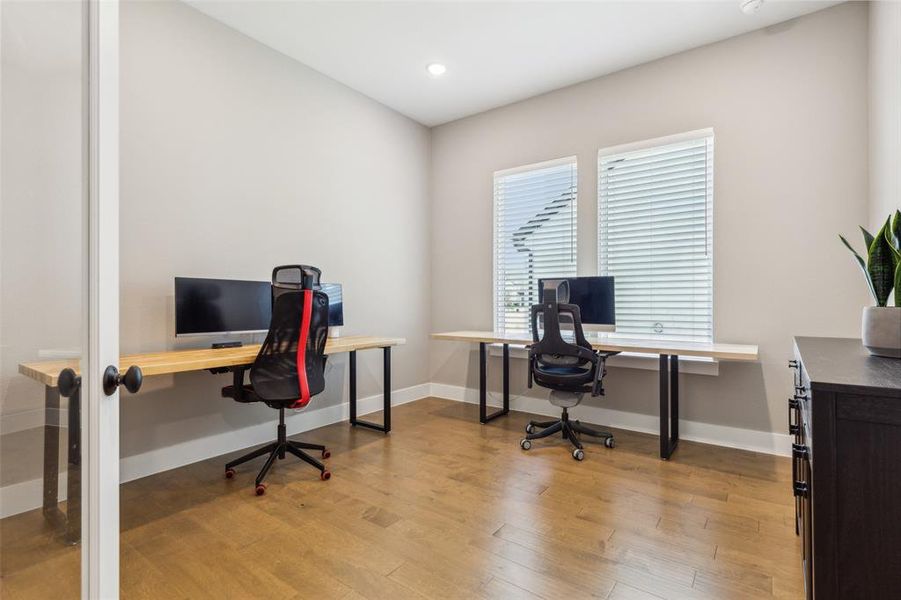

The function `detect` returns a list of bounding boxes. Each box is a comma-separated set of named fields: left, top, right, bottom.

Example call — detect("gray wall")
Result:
left=869, top=1, right=900, bottom=233
left=1, top=0, right=879, bottom=477
left=117, top=0, right=431, bottom=459
left=429, top=2, right=871, bottom=435
left=1, top=0, right=83, bottom=426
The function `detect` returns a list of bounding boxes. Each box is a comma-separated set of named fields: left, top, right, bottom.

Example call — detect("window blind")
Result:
left=494, top=157, right=577, bottom=332
left=598, top=132, right=713, bottom=342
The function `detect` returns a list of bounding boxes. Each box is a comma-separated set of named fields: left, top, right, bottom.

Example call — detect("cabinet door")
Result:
left=833, top=394, right=901, bottom=597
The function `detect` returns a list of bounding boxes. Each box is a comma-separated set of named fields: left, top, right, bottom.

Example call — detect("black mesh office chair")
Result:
left=521, top=280, right=616, bottom=461
left=221, top=265, right=331, bottom=495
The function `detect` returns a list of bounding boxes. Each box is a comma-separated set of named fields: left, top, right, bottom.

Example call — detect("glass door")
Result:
left=1, top=0, right=120, bottom=597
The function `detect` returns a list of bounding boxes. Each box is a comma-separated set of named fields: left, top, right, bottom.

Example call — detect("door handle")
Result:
left=103, top=365, right=143, bottom=396
left=58, top=368, right=81, bottom=398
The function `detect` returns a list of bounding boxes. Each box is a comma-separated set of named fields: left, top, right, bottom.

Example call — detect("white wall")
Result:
left=429, top=2, right=871, bottom=436
left=869, top=1, right=901, bottom=232
left=1, top=1, right=879, bottom=495
left=0, top=0, right=431, bottom=504
left=122, top=0, right=431, bottom=460
left=1, top=1, right=83, bottom=432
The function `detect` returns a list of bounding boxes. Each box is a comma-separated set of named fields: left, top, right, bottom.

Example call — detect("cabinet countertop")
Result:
left=794, top=336, right=901, bottom=397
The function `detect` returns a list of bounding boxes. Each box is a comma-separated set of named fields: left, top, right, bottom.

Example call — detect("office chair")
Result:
left=521, top=280, right=616, bottom=461
left=221, top=265, right=331, bottom=495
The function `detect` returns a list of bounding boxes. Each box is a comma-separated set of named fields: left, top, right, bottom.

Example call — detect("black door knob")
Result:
left=58, top=368, right=81, bottom=398
left=103, top=365, right=143, bottom=396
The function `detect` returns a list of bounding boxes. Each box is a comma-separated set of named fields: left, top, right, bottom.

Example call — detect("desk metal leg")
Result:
left=66, top=386, right=81, bottom=543
left=659, top=354, right=680, bottom=460
left=383, top=347, right=391, bottom=432
left=479, top=342, right=510, bottom=424
left=42, top=386, right=64, bottom=527
left=349, top=350, right=357, bottom=424
left=349, top=347, right=391, bottom=433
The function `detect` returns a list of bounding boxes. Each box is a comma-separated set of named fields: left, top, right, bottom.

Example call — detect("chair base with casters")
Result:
left=519, top=391, right=615, bottom=461
left=224, top=406, right=331, bottom=495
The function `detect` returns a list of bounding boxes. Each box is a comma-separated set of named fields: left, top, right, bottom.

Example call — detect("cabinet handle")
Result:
left=792, top=443, right=810, bottom=497
left=788, top=398, right=801, bottom=435
left=788, top=360, right=799, bottom=369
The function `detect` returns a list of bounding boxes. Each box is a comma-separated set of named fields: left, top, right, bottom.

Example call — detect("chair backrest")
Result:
left=250, top=265, right=328, bottom=408
left=529, top=280, right=597, bottom=390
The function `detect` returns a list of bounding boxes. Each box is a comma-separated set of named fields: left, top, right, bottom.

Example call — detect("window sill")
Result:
left=487, top=343, right=719, bottom=376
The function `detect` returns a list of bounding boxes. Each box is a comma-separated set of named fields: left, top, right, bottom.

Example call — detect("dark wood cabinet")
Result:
left=791, top=337, right=901, bottom=599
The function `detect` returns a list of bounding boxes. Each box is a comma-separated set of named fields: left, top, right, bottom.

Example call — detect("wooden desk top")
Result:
left=19, top=335, right=405, bottom=388
left=431, top=330, right=758, bottom=361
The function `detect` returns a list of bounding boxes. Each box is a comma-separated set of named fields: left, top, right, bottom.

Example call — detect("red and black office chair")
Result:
left=521, top=279, right=616, bottom=461
left=222, top=265, right=331, bottom=495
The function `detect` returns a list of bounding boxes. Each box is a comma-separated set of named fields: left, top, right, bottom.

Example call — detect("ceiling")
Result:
left=187, top=0, right=841, bottom=127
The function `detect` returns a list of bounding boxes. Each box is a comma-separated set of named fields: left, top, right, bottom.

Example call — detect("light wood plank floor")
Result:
left=1, top=398, right=802, bottom=599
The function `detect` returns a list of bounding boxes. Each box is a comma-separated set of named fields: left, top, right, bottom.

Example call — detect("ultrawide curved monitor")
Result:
left=175, top=277, right=345, bottom=337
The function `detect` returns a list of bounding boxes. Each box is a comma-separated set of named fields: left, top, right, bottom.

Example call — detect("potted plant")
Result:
left=840, top=210, right=901, bottom=358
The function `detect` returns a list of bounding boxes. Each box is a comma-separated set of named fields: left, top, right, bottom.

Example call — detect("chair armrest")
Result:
left=229, top=365, right=249, bottom=401
left=527, top=355, right=534, bottom=389
left=591, top=353, right=607, bottom=397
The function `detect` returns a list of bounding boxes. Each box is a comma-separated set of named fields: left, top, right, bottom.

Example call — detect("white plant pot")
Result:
left=862, top=306, right=901, bottom=358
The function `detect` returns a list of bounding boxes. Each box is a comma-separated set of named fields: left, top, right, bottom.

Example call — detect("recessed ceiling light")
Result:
left=740, top=0, right=764, bottom=15
left=426, top=63, right=447, bottom=78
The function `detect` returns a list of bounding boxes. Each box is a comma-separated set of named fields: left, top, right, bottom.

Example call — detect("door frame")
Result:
left=83, top=0, right=119, bottom=597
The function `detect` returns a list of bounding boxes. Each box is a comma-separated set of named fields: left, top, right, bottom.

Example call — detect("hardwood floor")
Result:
left=0, top=398, right=802, bottom=599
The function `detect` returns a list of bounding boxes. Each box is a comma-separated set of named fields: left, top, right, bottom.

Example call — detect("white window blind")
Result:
left=598, top=131, right=713, bottom=342
left=494, top=157, right=577, bottom=332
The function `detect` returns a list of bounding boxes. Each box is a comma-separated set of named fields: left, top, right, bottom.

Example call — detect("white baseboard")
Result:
left=0, top=407, right=63, bottom=435
left=428, top=383, right=792, bottom=457
left=1, top=381, right=790, bottom=519
left=119, top=382, right=428, bottom=485
left=0, top=472, right=68, bottom=520
left=0, top=384, right=428, bottom=519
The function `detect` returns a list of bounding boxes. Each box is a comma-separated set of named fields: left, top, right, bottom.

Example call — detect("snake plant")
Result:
left=840, top=210, right=901, bottom=307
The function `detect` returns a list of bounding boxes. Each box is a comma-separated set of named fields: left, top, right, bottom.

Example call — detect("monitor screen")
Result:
left=537, top=276, right=615, bottom=329
left=175, top=277, right=272, bottom=336
left=319, top=283, right=344, bottom=327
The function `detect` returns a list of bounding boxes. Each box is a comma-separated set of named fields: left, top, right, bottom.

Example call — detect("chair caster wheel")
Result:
left=255, top=483, right=267, bottom=496
left=322, top=449, right=331, bottom=459
left=525, top=424, right=534, bottom=434
left=605, top=437, right=616, bottom=449
left=225, top=469, right=236, bottom=479
left=520, top=439, right=532, bottom=451
left=320, top=470, right=331, bottom=481
left=572, top=448, right=585, bottom=461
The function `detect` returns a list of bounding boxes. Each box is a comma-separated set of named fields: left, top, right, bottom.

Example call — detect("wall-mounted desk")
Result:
left=18, top=335, right=405, bottom=542
left=432, top=330, right=758, bottom=460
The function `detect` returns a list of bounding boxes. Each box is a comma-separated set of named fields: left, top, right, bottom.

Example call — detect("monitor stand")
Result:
left=329, top=326, right=342, bottom=338
left=212, top=341, right=243, bottom=349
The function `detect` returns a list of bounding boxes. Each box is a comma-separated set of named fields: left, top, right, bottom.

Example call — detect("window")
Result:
left=598, top=130, right=713, bottom=342
left=494, top=157, right=577, bottom=331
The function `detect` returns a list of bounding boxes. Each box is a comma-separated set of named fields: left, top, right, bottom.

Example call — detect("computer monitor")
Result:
left=175, top=277, right=346, bottom=337
left=319, top=283, right=344, bottom=327
left=537, top=276, right=615, bottom=333
left=175, top=277, right=272, bottom=337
